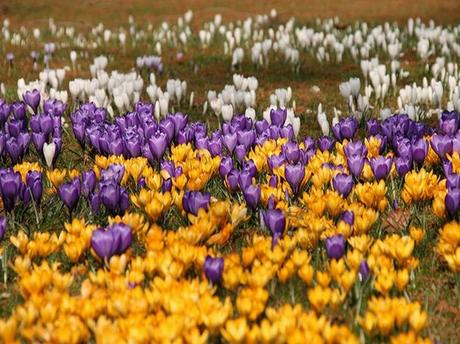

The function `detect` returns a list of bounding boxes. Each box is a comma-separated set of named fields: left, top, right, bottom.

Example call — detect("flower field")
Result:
left=1, top=1, right=460, bottom=343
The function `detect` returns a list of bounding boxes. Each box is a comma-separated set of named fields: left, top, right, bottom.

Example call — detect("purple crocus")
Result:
left=332, top=117, right=358, bottom=141
left=262, top=209, right=286, bottom=238
left=243, top=184, right=261, bottom=209
left=395, top=157, right=412, bottom=176
left=26, top=171, right=43, bottom=205
left=431, top=134, right=453, bottom=160
left=332, top=173, right=353, bottom=197
left=148, top=131, right=168, bottom=161
left=270, top=108, right=287, bottom=126
left=58, top=178, right=81, bottom=212
left=219, top=157, right=234, bottom=178
left=110, top=223, right=133, bottom=255
left=325, top=234, right=346, bottom=260
left=22, top=89, right=41, bottom=114
left=285, top=163, right=305, bottom=194
left=445, top=188, right=460, bottom=217
left=359, top=261, right=370, bottom=281
left=204, top=256, right=224, bottom=284
left=347, top=155, right=365, bottom=178
left=0, top=169, right=22, bottom=211
left=370, top=156, right=393, bottom=180
left=91, top=228, right=119, bottom=261
left=182, top=190, right=211, bottom=216
left=439, top=110, right=459, bottom=136
left=411, top=138, right=428, bottom=164
left=81, top=170, right=97, bottom=198
left=317, top=136, right=334, bottom=152
left=341, top=211, right=354, bottom=225
left=282, top=142, right=301, bottom=164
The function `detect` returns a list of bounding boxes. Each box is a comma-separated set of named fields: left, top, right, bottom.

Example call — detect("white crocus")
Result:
left=43, top=142, right=56, bottom=169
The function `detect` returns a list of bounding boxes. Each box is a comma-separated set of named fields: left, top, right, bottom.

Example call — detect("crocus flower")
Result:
left=22, top=89, right=41, bottom=114
left=445, top=188, right=460, bottom=217
left=204, top=256, right=224, bottom=284
left=183, top=190, right=211, bottom=215
left=283, top=142, right=300, bottom=164
left=219, top=157, right=233, bottom=178
left=270, top=108, right=287, bottom=126
left=58, top=178, right=81, bottom=212
left=370, top=156, right=393, bottom=180
left=81, top=170, right=97, bottom=198
left=411, top=138, right=428, bottom=164
left=262, top=209, right=286, bottom=237
left=317, top=136, right=334, bottom=152
left=110, top=223, right=133, bottom=255
left=439, top=110, right=459, bottom=136
left=347, top=155, right=365, bottom=178
left=226, top=170, right=239, bottom=192
left=91, top=228, right=118, bottom=261
left=332, top=173, right=353, bottom=197
left=243, top=184, right=261, bottom=209
left=359, top=261, right=370, bottom=281
left=395, top=157, right=412, bottom=176
left=26, top=171, right=43, bottom=204
left=285, top=163, right=305, bottom=194
left=325, top=234, right=346, bottom=260
left=332, top=117, right=358, bottom=141
left=0, top=169, right=22, bottom=211
left=431, top=134, right=453, bottom=160
left=341, top=211, right=354, bottom=225
left=0, top=216, right=5, bottom=241
left=148, top=131, right=168, bottom=161
left=344, top=140, right=367, bottom=158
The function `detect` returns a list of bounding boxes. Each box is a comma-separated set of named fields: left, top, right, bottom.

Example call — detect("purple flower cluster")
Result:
left=0, top=168, right=43, bottom=212
left=0, top=91, right=64, bottom=164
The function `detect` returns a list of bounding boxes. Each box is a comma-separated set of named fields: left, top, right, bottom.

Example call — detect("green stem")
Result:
left=28, top=189, right=40, bottom=225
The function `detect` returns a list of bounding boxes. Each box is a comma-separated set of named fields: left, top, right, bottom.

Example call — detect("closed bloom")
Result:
left=359, top=261, right=370, bottom=281
left=332, top=173, right=353, bottom=197
left=270, top=108, right=287, bottom=126
left=411, top=138, right=428, bottom=164
left=347, top=155, right=365, bottom=178
left=26, top=171, right=43, bottom=204
left=445, top=188, right=460, bottom=217
left=325, top=234, right=346, bottom=260
left=91, top=228, right=118, bottom=261
left=22, top=89, right=41, bottom=114
left=439, top=110, right=459, bottom=136
left=341, top=210, right=354, bottom=225
left=243, top=184, right=261, bottom=209
left=370, top=156, right=393, bottom=180
left=0, top=169, right=22, bottom=211
left=395, top=156, right=412, bottom=176
left=81, top=170, right=97, bottom=198
left=285, top=163, right=305, bottom=194
left=148, top=131, right=168, bottom=161
left=332, top=117, right=358, bottom=141
left=204, top=256, right=224, bottom=284
left=262, top=208, right=286, bottom=237
left=431, top=134, right=453, bottom=160
left=58, top=178, right=81, bottom=211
